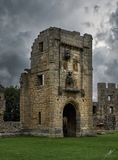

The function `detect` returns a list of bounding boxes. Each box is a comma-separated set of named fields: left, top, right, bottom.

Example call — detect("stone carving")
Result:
left=66, top=71, right=74, bottom=87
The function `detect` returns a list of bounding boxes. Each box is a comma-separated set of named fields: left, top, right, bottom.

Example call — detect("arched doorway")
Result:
left=63, top=103, right=76, bottom=137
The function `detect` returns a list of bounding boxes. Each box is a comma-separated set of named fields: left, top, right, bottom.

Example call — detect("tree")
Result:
left=4, top=86, right=20, bottom=121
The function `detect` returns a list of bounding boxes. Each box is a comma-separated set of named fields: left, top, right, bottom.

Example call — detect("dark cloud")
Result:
left=106, top=2, right=111, bottom=7
left=0, top=0, right=33, bottom=86
left=83, top=22, right=94, bottom=28
left=84, top=6, right=89, bottom=13
left=104, top=34, right=118, bottom=83
left=92, top=1, right=118, bottom=99
left=0, top=0, right=83, bottom=86
left=94, top=3, right=118, bottom=87
left=0, top=0, right=82, bottom=29
left=105, top=60, right=118, bottom=82
left=109, top=5, right=118, bottom=27
left=0, top=0, right=117, bottom=101
left=94, top=5, right=100, bottom=13
left=93, top=47, right=109, bottom=83
left=0, top=31, right=30, bottom=86
left=0, top=53, right=27, bottom=85
left=95, top=32, right=107, bottom=41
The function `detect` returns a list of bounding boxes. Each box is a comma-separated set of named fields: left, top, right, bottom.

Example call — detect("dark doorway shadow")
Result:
left=63, top=103, right=76, bottom=137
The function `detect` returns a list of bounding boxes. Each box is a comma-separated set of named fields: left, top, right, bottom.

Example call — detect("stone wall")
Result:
left=0, top=85, right=21, bottom=135
left=0, top=121, right=21, bottom=134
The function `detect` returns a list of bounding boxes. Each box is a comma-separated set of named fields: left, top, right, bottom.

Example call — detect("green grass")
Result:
left=0, top=133, right=118, bottom=160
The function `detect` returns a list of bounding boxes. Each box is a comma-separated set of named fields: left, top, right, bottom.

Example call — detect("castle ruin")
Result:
left=20, top=27, right=93, bottom=137
left=93, top=83, right=118, bottom=131
left=0, top=27, right=118, bottom=136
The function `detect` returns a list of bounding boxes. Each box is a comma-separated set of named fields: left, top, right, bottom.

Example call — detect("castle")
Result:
left=0, top=27, right=117, bottom=137
left=20, top=27, right=93, bottom=137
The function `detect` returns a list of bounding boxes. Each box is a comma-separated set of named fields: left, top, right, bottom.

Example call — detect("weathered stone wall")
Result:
left=0, top=88, right=5, bottom=125
left=93, top=83, right=118, bottom=131
left=0, top=86, right=21, bottom=135
left=20, top=27, right=93, bottom=137
left=0, top=121, right=21, bottom=133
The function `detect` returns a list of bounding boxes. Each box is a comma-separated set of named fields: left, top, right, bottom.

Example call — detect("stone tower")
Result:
left=20, top=27, right=93, bottom=137
left=97, top=83, right=118, bottom=130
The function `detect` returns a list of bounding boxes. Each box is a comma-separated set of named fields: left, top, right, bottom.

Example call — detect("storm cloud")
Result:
left=0, top=0, right=84, bottom=86
left=94, top=3, right=118, bottom=82
left=0, top=0, right=118, bottom=100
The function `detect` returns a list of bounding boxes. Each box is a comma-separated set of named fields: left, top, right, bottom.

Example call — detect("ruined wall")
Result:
left=0, top=86, right=21, bottom=135
left=20, top=27, right=93, bottom=137
left=93, top=83, right=118, bottom=130
left=0, top=86, right=5, bottom=122
left=0, top=122, right=21, bottom=134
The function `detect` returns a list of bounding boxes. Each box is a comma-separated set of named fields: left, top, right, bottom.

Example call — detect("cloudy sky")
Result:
left=0, top=0, right=118, bottom=100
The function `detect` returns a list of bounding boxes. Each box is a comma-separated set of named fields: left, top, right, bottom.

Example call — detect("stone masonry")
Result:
left=0, top=85, right=5, bottom=122
left=0, top=85, right=21, bottom=135
left=20, top=27, right=93, bottom=137
left=93, top=83, right=118, bottom=131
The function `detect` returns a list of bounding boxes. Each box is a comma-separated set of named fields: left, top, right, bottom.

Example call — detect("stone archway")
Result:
left=63, top=103, right=76, bottom=137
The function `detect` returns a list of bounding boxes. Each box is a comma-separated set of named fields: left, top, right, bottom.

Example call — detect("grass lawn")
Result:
left=0, top=133, right=118, bottom=160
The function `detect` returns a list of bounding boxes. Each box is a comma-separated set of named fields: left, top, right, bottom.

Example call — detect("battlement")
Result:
left=40, top=27, right=81, bottom=36
left=98, top=83, right=118, bottom=89
left=39, top=26, right=92, bottom=39
left=97, top=83, right=106, bottom=89
left=107, top=83, right=117, bottom=89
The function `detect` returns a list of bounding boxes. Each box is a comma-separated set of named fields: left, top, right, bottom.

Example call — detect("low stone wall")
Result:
left=0, top=121, right=21, bottom=135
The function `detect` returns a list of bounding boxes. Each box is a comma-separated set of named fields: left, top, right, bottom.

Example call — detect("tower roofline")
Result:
left=39, top=26, right=92, bottom=39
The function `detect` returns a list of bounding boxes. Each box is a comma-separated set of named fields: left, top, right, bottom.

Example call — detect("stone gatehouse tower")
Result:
left=20, top=27, right=93, bottom=137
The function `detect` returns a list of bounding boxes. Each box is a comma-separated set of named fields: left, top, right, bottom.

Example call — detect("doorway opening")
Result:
left=63, top=103, right=76, bottom=137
